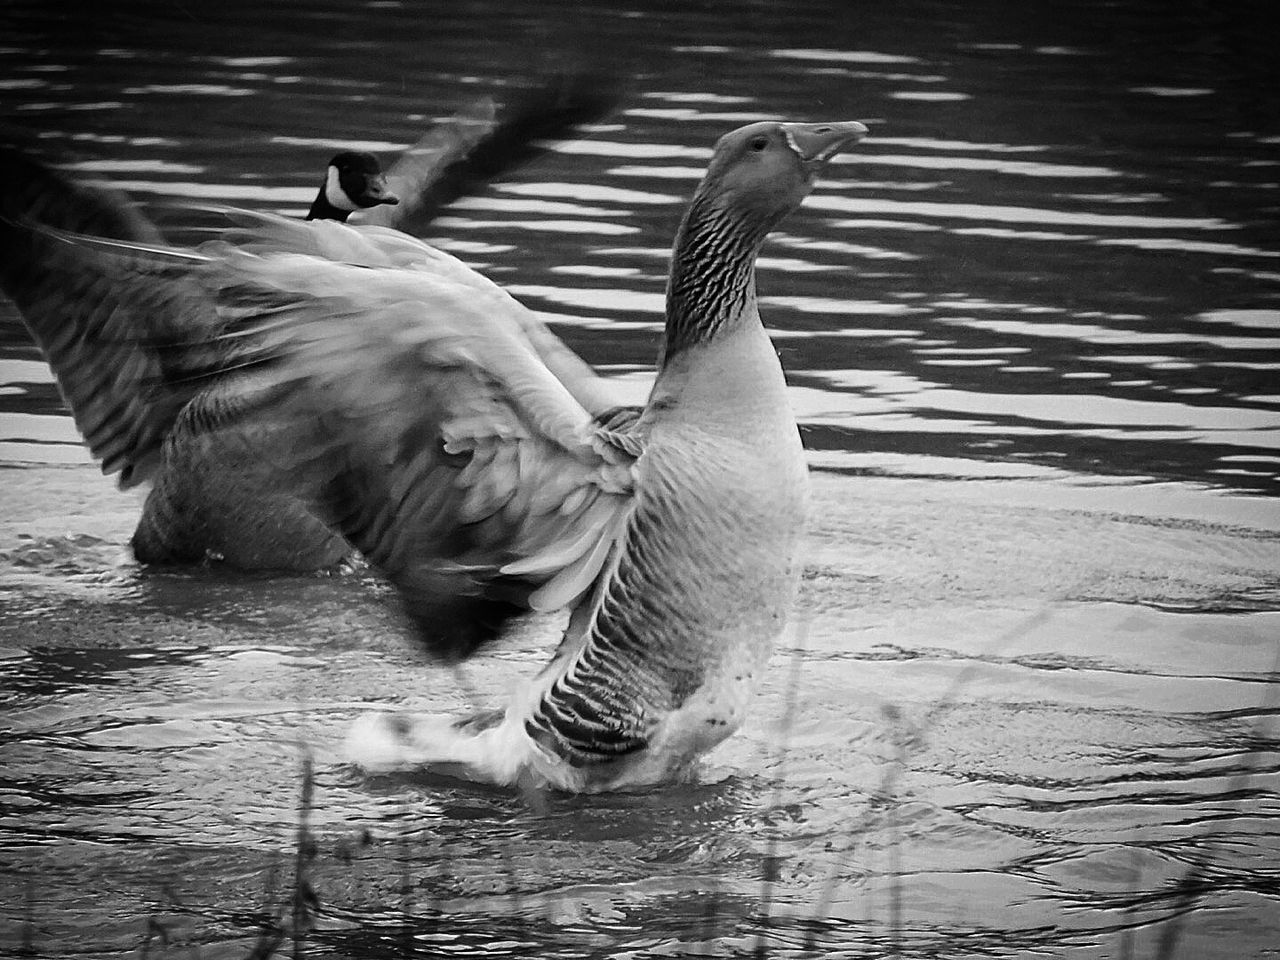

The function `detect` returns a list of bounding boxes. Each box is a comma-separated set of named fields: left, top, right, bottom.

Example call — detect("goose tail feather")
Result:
left=344, top=708, right=549, bottom=786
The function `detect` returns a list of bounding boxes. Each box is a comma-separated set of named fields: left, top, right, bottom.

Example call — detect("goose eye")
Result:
left=749, top=136, right=769, bottom=151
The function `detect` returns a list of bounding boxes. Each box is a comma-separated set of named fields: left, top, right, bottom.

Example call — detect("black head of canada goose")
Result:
left=0, top=118, right=869, bottom=790
left=305, top=150, right=400, bottom=222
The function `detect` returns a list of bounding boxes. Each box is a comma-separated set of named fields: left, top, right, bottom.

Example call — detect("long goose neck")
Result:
left=305, top=186, right=351, bottom=223
left=661, top=193, right=769, bottom=365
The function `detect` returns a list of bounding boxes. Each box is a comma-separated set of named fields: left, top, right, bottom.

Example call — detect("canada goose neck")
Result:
left=305, top=185, right=351, bottom=223
left=661, top=194, right=769, bottom=365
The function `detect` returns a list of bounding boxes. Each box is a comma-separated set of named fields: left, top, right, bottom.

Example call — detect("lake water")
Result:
left=1, top=0, right=1278, bottom=957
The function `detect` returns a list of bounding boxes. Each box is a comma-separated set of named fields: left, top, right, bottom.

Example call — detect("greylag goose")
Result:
left=0, top=80, right=619, bottom=569
left=1, top=118, right=868, bottom=790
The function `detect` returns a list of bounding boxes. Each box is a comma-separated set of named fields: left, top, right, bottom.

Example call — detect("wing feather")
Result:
left=2, top=148, right=643, bottom=660
left=0, top=229, right=231, bottom=486
left=351, top=97, right=498, bottom=232
left=0, top=151, right=272, bottom=487
left=352, top=71, right=621, bottom=235
left=193, top=241, right=643, bottom=660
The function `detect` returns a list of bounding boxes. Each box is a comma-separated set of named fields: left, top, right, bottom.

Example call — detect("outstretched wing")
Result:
left=209, top=206, right=629, bottom=421
left=191, top=238, right=643, bottom=660
left=352, top=97, right=499, bottom=233
left=0, top=149, right=235, bottom=486
left=0, top=145, right=644, bottom=657
left=354, top=70, right=621, bottom=234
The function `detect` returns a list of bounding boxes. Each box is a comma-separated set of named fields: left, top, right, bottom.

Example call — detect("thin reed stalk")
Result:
left=753, top=618, right=809, bottom=959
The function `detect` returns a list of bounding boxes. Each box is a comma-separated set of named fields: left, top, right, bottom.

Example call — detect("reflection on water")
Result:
left=1, top=0, right=1278, bottom=956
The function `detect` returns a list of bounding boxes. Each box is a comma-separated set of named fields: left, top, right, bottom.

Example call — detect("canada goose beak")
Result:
left=365, top=175, right=399, bottom=207
left=782, top=121, right=870, bottom=166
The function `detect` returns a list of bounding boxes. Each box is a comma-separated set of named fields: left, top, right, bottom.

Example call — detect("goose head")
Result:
left=663, top=120, right=870, bottom=356
left=696, top=120, right=869, bottom=234
left=308, top=150, right=400, bottom=221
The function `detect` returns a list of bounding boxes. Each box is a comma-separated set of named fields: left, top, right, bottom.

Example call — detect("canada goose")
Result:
left=305, top=150, right=400, bottom=222
left=0, top=78, right=620, bottom=569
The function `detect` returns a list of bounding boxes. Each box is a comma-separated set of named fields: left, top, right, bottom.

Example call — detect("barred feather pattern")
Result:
left=662, top=197, right=764, bottom=359
left=525, top=360, right=810, bottom=778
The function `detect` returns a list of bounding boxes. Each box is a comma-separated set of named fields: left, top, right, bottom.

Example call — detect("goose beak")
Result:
left=364, top=175, right=400, bottom=207
left=783, top=121, right=870, bottom=166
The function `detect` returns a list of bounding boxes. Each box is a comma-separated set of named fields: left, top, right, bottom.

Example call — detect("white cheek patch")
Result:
left=324, top=165, right=360, bottom=212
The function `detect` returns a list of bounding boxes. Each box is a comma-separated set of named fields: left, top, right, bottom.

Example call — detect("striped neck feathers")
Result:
left=661, top=192, right=772, bottom=364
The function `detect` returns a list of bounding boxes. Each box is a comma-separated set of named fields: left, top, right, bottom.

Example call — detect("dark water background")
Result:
left=0, top=0, right=1278, bottom=957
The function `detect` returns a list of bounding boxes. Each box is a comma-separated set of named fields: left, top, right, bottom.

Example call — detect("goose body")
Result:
left=1, top=118, right=869, bottom=790
left=353, top=319, right=812, bottom=790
